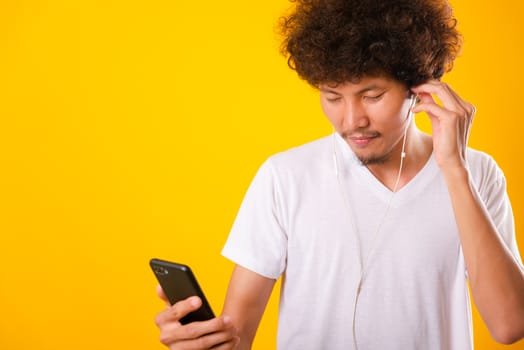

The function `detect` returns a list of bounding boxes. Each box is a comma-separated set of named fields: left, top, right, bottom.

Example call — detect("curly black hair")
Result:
left=279, top=0, right=462, bottom=88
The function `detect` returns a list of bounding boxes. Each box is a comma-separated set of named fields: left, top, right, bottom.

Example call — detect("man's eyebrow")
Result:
left=356, top=84, right=384, bottom=94
left=319, top=84, right=385, bottom=95
left=319, top=87, right=341, bottom=94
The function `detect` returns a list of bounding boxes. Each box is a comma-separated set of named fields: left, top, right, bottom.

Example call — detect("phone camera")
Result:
left=154, top=266, right=169, bottom=276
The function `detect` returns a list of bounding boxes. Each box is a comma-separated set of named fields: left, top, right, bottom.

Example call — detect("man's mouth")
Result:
left=345, top=133, right=380, bottom=147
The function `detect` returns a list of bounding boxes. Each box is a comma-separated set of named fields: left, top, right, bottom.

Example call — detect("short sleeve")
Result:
left=222, top=158, right=288, bottom=279
left=475, top=155, right=523, bottom=266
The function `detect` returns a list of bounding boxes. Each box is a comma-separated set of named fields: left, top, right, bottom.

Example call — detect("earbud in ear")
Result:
left=409, top=93, right=418, bottom=110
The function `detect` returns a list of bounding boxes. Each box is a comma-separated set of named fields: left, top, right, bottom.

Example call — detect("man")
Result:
left=154, top=0, right=524, bottom=348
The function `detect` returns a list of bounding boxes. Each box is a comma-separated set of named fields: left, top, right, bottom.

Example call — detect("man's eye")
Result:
left=327, top=97, right=342, bottom=103
left=363, top=93, right=384, bottom=101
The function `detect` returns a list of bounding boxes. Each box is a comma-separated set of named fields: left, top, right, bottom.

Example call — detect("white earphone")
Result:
left=331, top=92, right=417, bottom=350
left=400, top=93, right=418, bottom=159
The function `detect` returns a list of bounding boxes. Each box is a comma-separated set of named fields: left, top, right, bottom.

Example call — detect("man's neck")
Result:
left=366, top=129, right=433, bottom=192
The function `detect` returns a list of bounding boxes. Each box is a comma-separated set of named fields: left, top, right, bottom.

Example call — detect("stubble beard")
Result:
left=341, top=131, right=394, bottom=166
left=356, top=152, right=391, bottom=166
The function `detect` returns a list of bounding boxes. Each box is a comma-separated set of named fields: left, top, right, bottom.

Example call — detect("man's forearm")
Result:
left=444, top=166, right=524, bottom=344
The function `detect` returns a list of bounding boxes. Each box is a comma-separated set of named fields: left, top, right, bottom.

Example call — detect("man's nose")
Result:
left=343, top=101, right=369, bottom=129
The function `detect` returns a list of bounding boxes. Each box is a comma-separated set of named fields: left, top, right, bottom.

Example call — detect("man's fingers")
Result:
left=412, top=84, right=474, bottom=126
left=445, top=85, right=476, bottom=118
left=412, top=101, right=460, bottom=121
left=412, top=80, right=475, bottom=118
left=155, top=296, right=203, bottom=326
left=153, top=292, right=239, bottom=349
left=411, top=80, right=459, bottom=111
left=158, top=316, right=237, bottom=347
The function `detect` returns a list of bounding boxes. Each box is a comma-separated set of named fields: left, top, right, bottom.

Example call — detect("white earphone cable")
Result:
left=332, top=94, right=416, bottom=350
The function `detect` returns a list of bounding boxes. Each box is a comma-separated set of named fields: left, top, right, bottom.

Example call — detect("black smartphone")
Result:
left=150, top=258, right=215, bottom=324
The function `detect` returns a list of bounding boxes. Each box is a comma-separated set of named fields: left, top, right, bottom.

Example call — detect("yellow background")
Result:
left=0, top=1, right=522, bottom=349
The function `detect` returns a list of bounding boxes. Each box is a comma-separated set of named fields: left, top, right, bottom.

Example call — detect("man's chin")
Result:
left=356, top=152, right=390, bottom=166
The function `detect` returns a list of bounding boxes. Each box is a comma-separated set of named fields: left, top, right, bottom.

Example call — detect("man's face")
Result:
left=319, top=76, right=412, bottom=166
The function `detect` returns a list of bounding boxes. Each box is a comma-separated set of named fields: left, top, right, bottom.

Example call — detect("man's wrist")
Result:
left=442, top=164, right=470, bottom=189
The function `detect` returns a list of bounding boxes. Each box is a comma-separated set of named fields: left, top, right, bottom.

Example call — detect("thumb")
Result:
left=156, top=284, right=170, bottom=305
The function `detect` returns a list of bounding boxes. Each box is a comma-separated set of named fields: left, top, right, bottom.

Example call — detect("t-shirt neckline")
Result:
left=334, top=132, right=439, bottom=206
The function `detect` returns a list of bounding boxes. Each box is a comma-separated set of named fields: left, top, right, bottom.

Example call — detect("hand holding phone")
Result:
left=150, top=258, right=215, bottom=324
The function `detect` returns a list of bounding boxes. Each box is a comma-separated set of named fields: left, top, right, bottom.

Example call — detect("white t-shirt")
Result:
left=222, top=133, right=522, bottom=350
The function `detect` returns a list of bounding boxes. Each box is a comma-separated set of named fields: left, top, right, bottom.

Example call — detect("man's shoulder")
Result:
left=466, top=147, right=505, bottom=185
left=466, top=147, right=498, bottom=171
left=258, top=135, right=333, bottom=179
